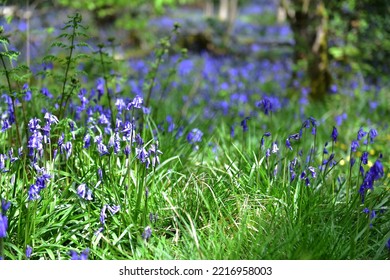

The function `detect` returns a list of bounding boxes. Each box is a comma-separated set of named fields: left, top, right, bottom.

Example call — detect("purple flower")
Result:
left=96, top=78, right=105, bottom=98
left=127, top=95, right=143, bottom=109
left=97, top=142, right=109, bottom=156
left=136, top=147, right=150, bottom=166
left=308, top=166, right=316, bottom=178
left=83, top=134, right=91, bottom=148
left=44, top=112, right=59, bottom=125
left=115, top=98, right=126, bottom=111
left=271, top=142, right=279, bottom=154
left=0, top=154, right=6, bottom=172
left=240, top=117, right=250, bottom=132
left=187, top=128, right=203, bottom=144
left=359, top=159, right=384, bottom=202
left=1, top=200, right=10, bottom=213
left=28, top=118, right=41, bottom=132
left=357, top=127, right=367, bottom=141
left=286, top=138, right=292, bottom=150
left=0, top=214, right=8, bottom=238
left=107, top=205, right=120, bottom=215
left=28, top=184, right=41, bottom=200
left=361, top=151, right=368, bottom=165
left=230, top=125, right=235, bottom=138
left=64, top=142, right=72, bottom=159
left=335, top=113, right=347, bottom=126
left=77, top=184, right=93, bottom=201
left=100, top=205, right=107, bottom=224
left=69, top=248, right=90, bottom=260
left=26, top=245, right=33, bottom=259
left=368, top=129, right=378, bottom=143
left=351, top=140, right=359, bottom=152
left=142, top=226, right=152, bottom=240
left=1, top=119, right=11, bottom=132
left=40, top=87, right=53, bottom=98
left=331, top=126, right=338, bottom=142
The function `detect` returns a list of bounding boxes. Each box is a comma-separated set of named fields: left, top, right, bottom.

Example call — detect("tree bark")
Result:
left=282, top=0, right=331, bottom=101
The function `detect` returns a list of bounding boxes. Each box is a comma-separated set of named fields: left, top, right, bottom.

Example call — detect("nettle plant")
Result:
left=0, top=14, right=173, bottom=260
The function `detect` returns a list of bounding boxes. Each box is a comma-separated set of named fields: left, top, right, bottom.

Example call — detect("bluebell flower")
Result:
left=0, top=214, right=8, bottom=238
left=58, top=133, right=64, bottom=147
left=1, top=118, right=11, bottom=132
left=187, top=128, right=203, bottom=144
left=135, top=134, right=144, bottom=147
left=260, top=132, right=271, bottom=148
left=127, top=95, right=143, bottom=109
left=77, top=183, right=93, bottom=201
left=23, top=83, right=32, bottom=101
left=308, top=166, right=316, bottom=178
left=357, top=127, right=367, bottom=141
left=64, top=142, right=72, bottom=159
left=122, top=121, right=134, bottom=141
left=351, top=140, right=359, bottom=152
left=240, top=117, right=249, bottom=132
left=40, top=87, right=53, bottom=98
left=28, top=184, right=41, bottom=200
left=98, top=168, right=103, bottom=181
left=368, top=129, right=378, bottom=143
left=136, top=147, right=150, bottom=167
left=123, top=145, right=131, bottom=157
left=44, top=112, right=58, bottom=125
left=28, top=117, right=41, bottom=132
left=115, top=98, right=126, bottom=112
left=100, top=205, right=107, bottom=224
left=142, top=107, right=151, bottom=114
left=142, top=226, right=152, bottom=240
left=83, top=133, right=91, bottom=148
left=95, top=137, right=109, bottom=156
left=286, top=138, right=292, bottom=150
left=359, top=159, right=384, bottom=202
left=98, top=113, right=110, bottom=126
left=26, top=245, right=33, bottom=259
left=331, top=126, right=338, bottom=143
left=148, top=142, right=163, bottom=168
left=271, top=142, right=279, bottom=154
left=0, top=154, right=6, bottom=172
left=166, top=115, right=175, bottom=133
left=69, top=248, right=89, bottom=260
left=386, top=239, right=390, bottom=250
left=107, top=205, right=120, bottom=215
left=335, top=113, right=347, bottom=126
left=96, top=77, right=105, bottom=98
left=230, top=125, right=235, bottom=138
left=361, top=151, right=368, bottom=165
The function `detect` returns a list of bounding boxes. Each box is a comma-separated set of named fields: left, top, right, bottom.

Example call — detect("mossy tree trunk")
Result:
left=282, top=0, right=331, bottom=101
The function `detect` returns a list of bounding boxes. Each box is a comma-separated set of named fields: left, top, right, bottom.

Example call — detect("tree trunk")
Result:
left=282, top=0, right=331, bottom=101
left=219, top=0, right=229, bottom=21
left=204, top=0, right=214, bottom=17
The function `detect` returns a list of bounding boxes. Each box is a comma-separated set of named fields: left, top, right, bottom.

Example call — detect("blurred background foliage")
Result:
left=2, top=0, right=390, bottom=96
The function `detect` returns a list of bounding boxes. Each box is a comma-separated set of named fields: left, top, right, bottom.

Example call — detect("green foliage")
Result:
left=328, top=0, right=390, bottom=79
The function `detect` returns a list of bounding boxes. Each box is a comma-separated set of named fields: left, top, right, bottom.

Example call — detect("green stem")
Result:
left=0, top=54, right=22, bottom=148
left=0, top=237, right=4, bottom=259
left=98, top=46, right=115, bottom=129
left=59, top=15, right=79, bottom=120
